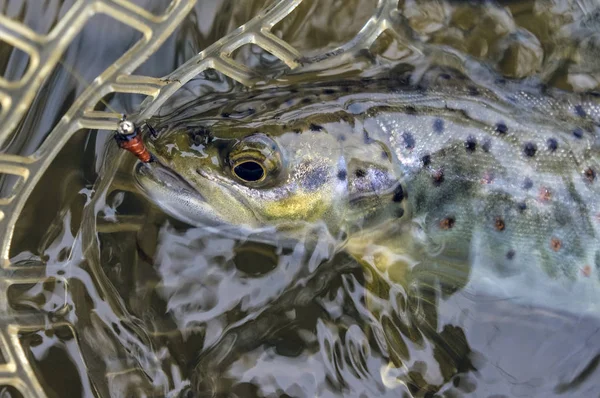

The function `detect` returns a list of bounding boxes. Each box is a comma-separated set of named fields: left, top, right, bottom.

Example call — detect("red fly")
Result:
left=114, top=115, right=155, bottom=163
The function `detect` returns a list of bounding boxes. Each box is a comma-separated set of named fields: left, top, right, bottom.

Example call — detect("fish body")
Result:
left=135, top=68, right=600, bottom=312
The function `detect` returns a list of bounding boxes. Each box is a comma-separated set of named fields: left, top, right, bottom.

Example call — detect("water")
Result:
left=3, top=0, right=600, bottom=397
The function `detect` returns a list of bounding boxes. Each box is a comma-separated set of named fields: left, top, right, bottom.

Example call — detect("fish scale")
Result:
left=136, top=67, right=600, bottom=314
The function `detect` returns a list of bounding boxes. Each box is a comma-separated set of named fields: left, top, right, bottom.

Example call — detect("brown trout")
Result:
left=134, top=68, right=600, bottom=314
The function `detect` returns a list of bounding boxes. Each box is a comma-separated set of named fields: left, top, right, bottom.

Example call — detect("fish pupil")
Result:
left=234, top=161, right=265, bottom=182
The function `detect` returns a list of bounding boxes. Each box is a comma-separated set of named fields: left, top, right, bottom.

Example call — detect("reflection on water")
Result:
left=3, top=0, right=600, bottom=397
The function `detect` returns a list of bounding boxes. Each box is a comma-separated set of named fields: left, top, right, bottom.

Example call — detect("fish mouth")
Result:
left=133, top=162, right=315, bottom=246
left=135, top=161, right=203, bottom=198
left=134, top=161, right=226, bottom=227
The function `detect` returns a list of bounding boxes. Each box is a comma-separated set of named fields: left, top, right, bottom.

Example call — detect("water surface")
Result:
left=3, top=0, right=600, bottom=397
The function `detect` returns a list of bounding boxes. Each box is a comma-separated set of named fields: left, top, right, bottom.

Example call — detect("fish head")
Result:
left=135, top=116, right=406, bottom=240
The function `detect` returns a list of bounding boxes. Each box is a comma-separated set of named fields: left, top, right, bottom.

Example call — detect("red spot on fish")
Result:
left=432, top=169, right=445, bottom=186
left=581, top=265, right=592, bottom=277
left=550, top=237, right=561, bottom=251
left=584, top=167, right=596, bottom=183
left=495, top=217, right=505, bottom=231
left=440, top=217, right=455, bottom=230
left=480, top=171, right=494, bottom=184
left=538, top=187, right=552, bottom=202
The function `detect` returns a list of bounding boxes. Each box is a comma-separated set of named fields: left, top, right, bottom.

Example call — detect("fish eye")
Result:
left=233, top=160, right=266, bottom=182
left=227, top=133, right=283, bottom=186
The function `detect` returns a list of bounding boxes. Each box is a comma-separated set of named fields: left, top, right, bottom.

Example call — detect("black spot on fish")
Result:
left=495, top=122, right=508, bottom=134
left=355, top=169, right=367, bottom=178
left=302, top=98, right=312, bottom=104
left=337, top=169, right=347, bottom=180
left=523, top=142, right=537, bottom=157
left=310, top=123, right=323, bottom=132
left=221, top=112, right=230, bottom=118
left=188, top=126, right=211, bottom=145
left=290, top=89, right=298, bottom=93
left=392, top=184, right=404, bottom=202
left=465, top=136, right=477, bottom=152
left=395, top=208, right=405, bottom=218
left=189, top=133, right=203, bottom=146
left=440, top=73, right=451, bottom=80
left=573, top=128, right=584, bottom=139
left=403, top=132, right=415, bottom=149
left=337, top=135, right=346, bottom=142
left=294, top=129, right=301, bottom=134
left=506, top=250, right=515, bottom=260
left=523, top=178, right=533, bottom=190
left=574, top=105, right=586, bottom=118
left=405, top=106, right=418, bottom=115
left=517, top=202, right=527, bottom=212
left=468, top=86, right=480, bottom=96
left=421, top=154, right=431, bottom=166
left=247, top=108, right=256, bottom=115
left=433, top=119, right=444, bottom=134
left=547, top=138, right=558, bottom=151
left=482, top=138, right=492, bottom=153
left=323, top=89, right=336, bottom=94
left=496, top=78, right=507, bottom=85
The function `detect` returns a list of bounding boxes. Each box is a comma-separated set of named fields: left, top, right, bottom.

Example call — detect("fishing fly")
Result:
left=114, top=115, right=156, bottom=163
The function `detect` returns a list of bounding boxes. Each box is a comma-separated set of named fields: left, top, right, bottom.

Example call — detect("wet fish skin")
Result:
left=135, top=68, right=600, bottom=309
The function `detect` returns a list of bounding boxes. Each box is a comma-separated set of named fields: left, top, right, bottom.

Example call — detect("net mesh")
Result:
left=0, top=0, right=399, bottom=395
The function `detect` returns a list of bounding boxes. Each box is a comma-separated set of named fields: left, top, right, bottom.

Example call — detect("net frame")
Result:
left=0, top=0, right=399, bottom=395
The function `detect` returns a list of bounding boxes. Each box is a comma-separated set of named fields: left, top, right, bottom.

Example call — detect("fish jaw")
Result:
left=134, top=161, right=231, bottom=228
